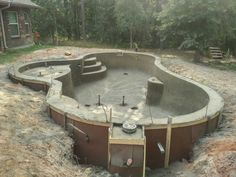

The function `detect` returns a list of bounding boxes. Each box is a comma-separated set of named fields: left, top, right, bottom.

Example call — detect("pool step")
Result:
left=83, top=61, right=102, bottom=72
left=81, top=57, right=107, bottom=81
left=81, top=66, right=107, bottom=80
left=84, top=57, right=97, bottom=65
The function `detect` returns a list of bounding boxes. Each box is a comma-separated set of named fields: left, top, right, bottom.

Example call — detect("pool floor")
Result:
left=74, top=69, right=174, bottom=122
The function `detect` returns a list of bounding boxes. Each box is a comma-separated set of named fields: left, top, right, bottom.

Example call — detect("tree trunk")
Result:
left=76, top=1, right=80, bottom=39
left=0, top=27, right=4, bottom=51
left=193, top=49, right=201, bottom=63
left=64, top=0, right=72, bottom=40
left=81, top=0, right=86, bottom=40
left=51, top=32, right=55, bottom=44
left=233, top=41, right=236, bottom=56
left=54, top=13, right=58, bottom=46
left=67, top=29, right=72, bottom=40
left=73, top=0, right=80, bottom=40
left=53, top=11, right=58, bottom=45
left=130, top=27, right=133, bottom=49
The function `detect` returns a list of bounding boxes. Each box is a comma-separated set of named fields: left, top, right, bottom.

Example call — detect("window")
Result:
left=8, top=11, right=20, bottom=37
left=24, top=13, right=30, bottom=35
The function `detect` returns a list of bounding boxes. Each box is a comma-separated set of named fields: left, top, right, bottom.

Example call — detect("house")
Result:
left=0, top=0, right=39, bottom=51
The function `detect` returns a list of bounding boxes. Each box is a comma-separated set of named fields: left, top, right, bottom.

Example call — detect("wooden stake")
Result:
left=142, top=126, right=146, bottom=177
left=164, top=116, right=172, bottom=168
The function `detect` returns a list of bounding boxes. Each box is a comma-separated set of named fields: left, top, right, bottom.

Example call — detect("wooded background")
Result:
left=32, top=0, right=236, bottom=54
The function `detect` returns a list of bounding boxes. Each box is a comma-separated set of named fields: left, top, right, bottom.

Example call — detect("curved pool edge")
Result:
left=8, top=51, right=224, bottom=127
left=8, top=51, right=224, bottom=176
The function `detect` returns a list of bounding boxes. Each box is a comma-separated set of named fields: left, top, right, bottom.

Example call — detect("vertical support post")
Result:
left=142, top=126, right=146, bottom=177
left=107, top=124, right=113, bottom=170
left=43, top=84, right=46, bottom=92
left=64, top=112, right=68, bottom=131
left=164, top=116, right=172, bottom=168
left=107, top=130, right=110, bottom=169
left=109, top=108, right=112, bottom=122
left=50, top=75, right=53, bottom=87
left=205, top=105, right=211, bottom=134
left=217, top=111, right=223, bottom=127
left=122, top=96, right=125, bottom=106
left=98, top=94, right=101, bottom=106
left=47, top=105, right=52, bottom=118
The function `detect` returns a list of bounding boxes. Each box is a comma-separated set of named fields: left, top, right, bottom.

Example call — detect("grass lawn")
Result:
left=0, top=40, right=121, bottom=65
left=59, top=40, right=122, bottom=49
left=206, top=62, right=236, bottom=71
left=0, top=45, right=51, bottom=64
left=1, top=42, right=235, bottom=72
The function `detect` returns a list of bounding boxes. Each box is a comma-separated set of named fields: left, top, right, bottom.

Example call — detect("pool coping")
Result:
left=8, top=51, right=224, bottom=129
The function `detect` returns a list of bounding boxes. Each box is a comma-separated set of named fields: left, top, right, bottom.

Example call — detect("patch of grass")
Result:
left=226, top=63, right=236, bottom=70
left=59, top=40, right=122, bottom=49
left=0, top=45, right=52, bottom=64
left=207, top=62, right=236, bottom=71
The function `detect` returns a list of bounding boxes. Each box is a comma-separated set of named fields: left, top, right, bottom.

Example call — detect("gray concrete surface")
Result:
left=23, top=65, right=75, bottom=98
left=146, top=77, right=164, bottom=105
left=8, top=51, right=224, bottom=127
left=75, top=68, right=173, bottom=123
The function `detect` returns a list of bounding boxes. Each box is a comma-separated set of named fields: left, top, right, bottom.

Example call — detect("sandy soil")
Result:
left=0, top=47, right=235, bottom=177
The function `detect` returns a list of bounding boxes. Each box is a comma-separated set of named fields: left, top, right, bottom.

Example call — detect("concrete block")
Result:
left=146, top=77, right=164, bottom=105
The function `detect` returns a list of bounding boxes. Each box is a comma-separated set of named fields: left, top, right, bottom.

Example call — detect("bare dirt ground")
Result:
left=0, top=47, right=118, bottom=177
left=148, top=53, right=236, bottom=177
left=0, top=47, right=235, bottom=177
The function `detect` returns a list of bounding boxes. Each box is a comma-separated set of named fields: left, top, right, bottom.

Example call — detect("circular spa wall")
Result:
left=8, top=52, right=224, bottom=177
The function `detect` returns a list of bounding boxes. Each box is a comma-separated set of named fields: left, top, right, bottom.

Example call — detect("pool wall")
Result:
left=84, top=53, right=209, bottom=115
left=8, top=51, right=224, bottom=177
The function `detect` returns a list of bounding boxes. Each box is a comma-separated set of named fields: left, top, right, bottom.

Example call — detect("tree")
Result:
left=32, top=0, right=81, bottom=41
left=86, top=0, right=117, bottom=43
left=158, top=0, right=236, bottom=51
left=31, top=0, right=236, bottom=54
left=114, top=0, right=146, bottom=48
left=80, top=0, right=86, bottom=39
left=32, top=0, right=58, bottom=42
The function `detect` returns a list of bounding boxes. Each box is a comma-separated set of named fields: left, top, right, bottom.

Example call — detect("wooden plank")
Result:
left=164, top=117, right=172, bottom=168
left=109, top=138, right=145, bottom=145
left=142, top=126, right=146, bottom=177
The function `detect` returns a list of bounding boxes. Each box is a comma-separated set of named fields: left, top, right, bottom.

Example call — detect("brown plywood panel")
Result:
left=24, top=82, right=44, bottom=91
left=50, top=109, right=65, bottom=127
left=110, top=144, right=144, bottom=167
left=9, top=76, right=19, bottom=84
left=192, top=122, right=207, bottom=143
left=170, top=126, right=193, bottom=163
left=145, top=129, right=166, bottom=169
left=109, top=166, right=143, bottom=177
left=45, top=85, right=50, bottom=93
left=207, top=116, right=219, bottom=133
left=73, top=121, right=109, bottom=168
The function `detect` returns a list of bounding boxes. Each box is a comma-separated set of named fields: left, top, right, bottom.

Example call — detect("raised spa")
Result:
left=9, top=52, right=224, bottom=177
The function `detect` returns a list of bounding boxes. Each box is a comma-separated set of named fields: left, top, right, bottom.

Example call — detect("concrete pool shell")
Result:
left=8, top=52, right=224, bottom=177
